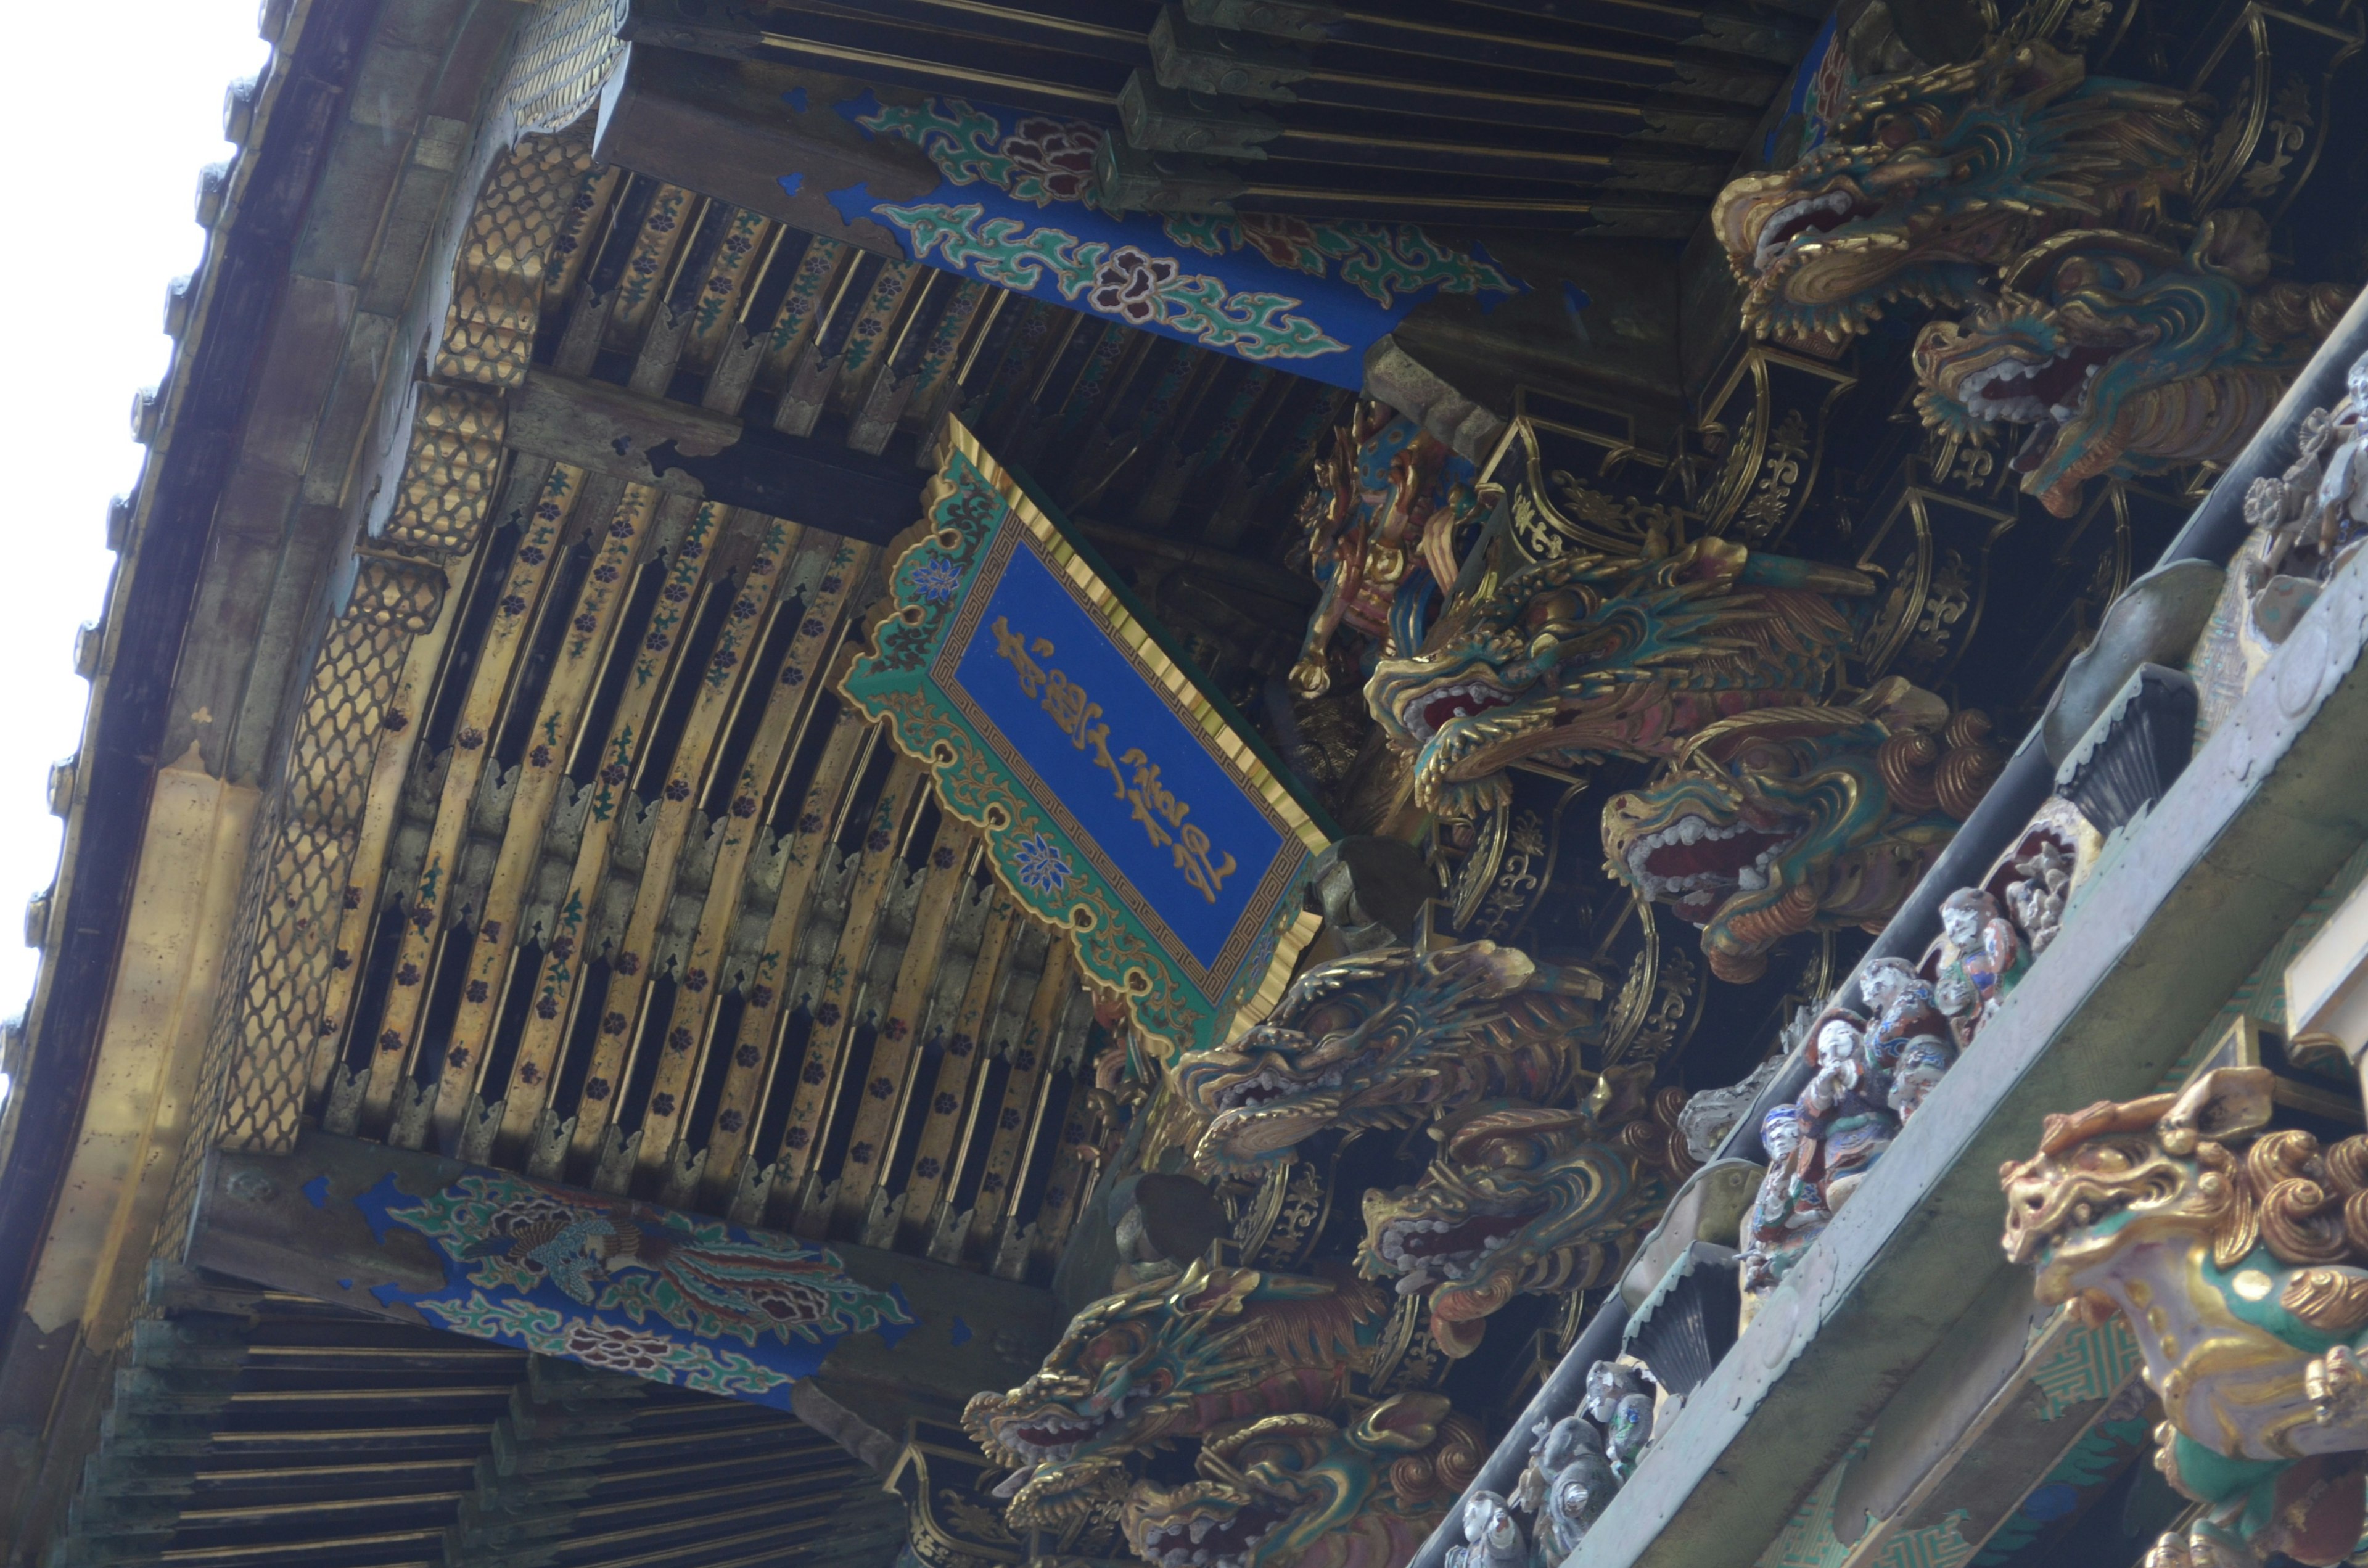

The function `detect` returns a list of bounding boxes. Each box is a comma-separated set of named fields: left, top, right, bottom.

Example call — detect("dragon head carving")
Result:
left=964, top=1260, right=1391, bottom=1527
left=1355, top=1098, right=1672, bottom=1358
left=1914, top=212, right=2350, bottom=517
left=1177, top=943, right=1605, bottom=1175
left=1603, top=688, right=1997, bottom=982
left=1363, top=540, right=1875, bottom=819
left=1119, top=1396, right=1483, bottom=1568
left=1714, top=38, right=2200, bottom=345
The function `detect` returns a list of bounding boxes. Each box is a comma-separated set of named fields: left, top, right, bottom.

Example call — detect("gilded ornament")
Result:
left=1603, top=684, right=2001, bottom=982
left=2002, top=1067, right=2368, bottom=1566
left=1913, top=212, right=2350, bottom=517
left=1291, top=405, right=1490, bottom=697
left=964, top=1260, right=1392, bottom=1527
left=1365, top=538, right=1877, bottom=821
left=1176, top=943, right=1606, bottom=1175
left=1714, top=38, right=2202, bottom=346
left=1120, top=1395, right=1484, bottom=1568
left=1355, top=1093, right=1672, bottom=1358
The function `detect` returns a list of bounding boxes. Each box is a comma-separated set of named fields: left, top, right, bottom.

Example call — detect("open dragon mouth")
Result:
left=1135, top=1496, right=1299, bottom=1568
left=1208, top=1063, right=1345, bottom=1113
left=1399, top=678, right=1519, bottom=745
left=1375, top=1208, right=1535, bottom=1291
left=994, top=1400, right=1125, bottom=1462
left=1948, top=343, right=2115, bottom=469
left=1622, top=813, right=1801, bottom=920
left=1753, top=189, right=1875, bottom=273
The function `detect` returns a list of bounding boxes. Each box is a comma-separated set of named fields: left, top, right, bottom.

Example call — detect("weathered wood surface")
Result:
left=503, top=366, right=926, bottom=541
left=593, top=45, right=935, bottom=259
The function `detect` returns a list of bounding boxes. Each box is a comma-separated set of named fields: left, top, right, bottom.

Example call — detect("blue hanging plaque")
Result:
left=841, top=421, right=1331, bottom=1062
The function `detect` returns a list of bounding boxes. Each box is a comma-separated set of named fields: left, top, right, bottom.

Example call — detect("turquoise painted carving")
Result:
left=1713, top=38, right=2201, bottom=346
left=841, top=421, right=1330, bottom=1062
left=353, top=1162, right=911, bottom=1410
left=829, top=94, right=1519, bottom=386
left=1177, top=942, right=1605, bottom=1175
left=2002, top=1067, right=2368, bottom=1567
left=1356, top=1096, right=1675, bottom=1358
left=419, top=1291, right=804, bottom=1400
left=871, top=202, right=1350, bottom=363
left=1601, top=686, right=2002, bottom=982
left=1912, top=210, right=2351, bottom=518
left=1363, top=538, right=1879, bottom=821
left=964, top=1258, right=1394, bottom=1528
left=1120, top=1394, right=1486, bottom=1568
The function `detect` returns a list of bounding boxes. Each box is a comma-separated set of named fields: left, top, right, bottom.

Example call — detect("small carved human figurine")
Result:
left=2003, top=840, right=2071, bottom=956
left=1887, top=1038, right=1956, bottom=1123
left=1516, top=1415, right=1602, bottom=1513
left=1742, top=1102, right=1827, bottom=1295
left=1582, top=1361, right=1655, bottom=1479
left=1537, top=1449, right=1618, bottom=1564
left=1452, top=1491, right=1528, bottom=1568
left=1799, top=1012, right=1897, bottom=1212
left=1937, top=887, right=2029, bottom=1046
left=1857, top=958, right=1949, bottom=1075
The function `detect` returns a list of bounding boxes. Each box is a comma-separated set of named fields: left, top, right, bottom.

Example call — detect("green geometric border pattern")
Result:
left=840, top=419, right=1329, bottom=1064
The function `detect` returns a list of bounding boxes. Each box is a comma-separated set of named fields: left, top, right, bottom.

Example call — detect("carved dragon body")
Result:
left=1291, top=406, right=1487, bottom=697
left=1714, top=38, right=2201, bottom=344
left=1357, top=1104, right=1671, bottom=1358
left=1177, top=943, right=1606, bottom=1175
left=1120, top=1396, right=1484, bottom=1568
left=2000, top=1067, right=2368, bottom=1567
left=1363, top=539, right=1876, bottom=819
left=1914, top=214, right=2350, bottom=517
left=965, top=1261, right=1393, bottom=1527
left=1602, top=689, right=1999, bottom=982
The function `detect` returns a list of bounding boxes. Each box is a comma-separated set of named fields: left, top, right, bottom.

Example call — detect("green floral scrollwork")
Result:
left=419, top=1291, right=797, bottom=1400
left=875, top=203, right=1350, bottom=363
left=1161, top=212, right=1521, bottom=310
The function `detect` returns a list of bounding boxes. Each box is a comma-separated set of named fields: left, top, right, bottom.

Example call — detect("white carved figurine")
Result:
left=1937, top=887, right=2028, bottom=1046
left=1457, top=1491, right=1529, bottom=1568
left=1800, top=1012, right=1896, bottom=1212
left=1742, top=1102, right=1826, bottom=1295
left=1887, top=1038, right=1955, bottom=1122
left=1857, top=958, right=1949, bottom=1073
left=1537, top=1448, right=1619, bottom=1564
left=1583, top=1360, right=1655, bottom=1479
left=1516, top=1414, right=1603, bottom=1513
left=2003, top=840, right=2071, bottom=956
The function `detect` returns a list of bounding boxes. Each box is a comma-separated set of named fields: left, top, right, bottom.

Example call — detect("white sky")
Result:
left=0, top=4, right=273, bottom=1060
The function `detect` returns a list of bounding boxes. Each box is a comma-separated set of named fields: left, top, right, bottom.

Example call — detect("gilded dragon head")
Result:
left=2000, top=1066, right=2368, bottom=1311
left=1355, top=1099, right=1671, bottom=1358
left=964, top=1261, right=1390, bottom=1527
left=1602, top=688, right=1995, bottom=982
left=1119, top=1396, right=1482, bottom=1568
left=1914, top=213, right=2348, bottom=517
left=1363, top=540, right=1873, bottom=820
left=1175, top=943, right=1603, bottom=1175
left=1713, top=38, right=2201, bottom=345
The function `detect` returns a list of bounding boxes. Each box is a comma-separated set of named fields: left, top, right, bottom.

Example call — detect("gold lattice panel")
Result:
left=209, top=560, right=447, bottom=1155
left=506, top=0, right=628, bottom=135
left=382, top=385, right=506, bottom=554
left=438, top=129, right=597, bottom=388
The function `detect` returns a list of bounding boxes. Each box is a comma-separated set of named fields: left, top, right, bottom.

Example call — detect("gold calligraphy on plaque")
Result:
left=991, top=616, right=1240, bottom=903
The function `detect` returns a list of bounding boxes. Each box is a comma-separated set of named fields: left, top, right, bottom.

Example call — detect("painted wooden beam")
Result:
left=184, top=1130, right=1059, bottom=1442
left=503, top=367, right=927, bottom=541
